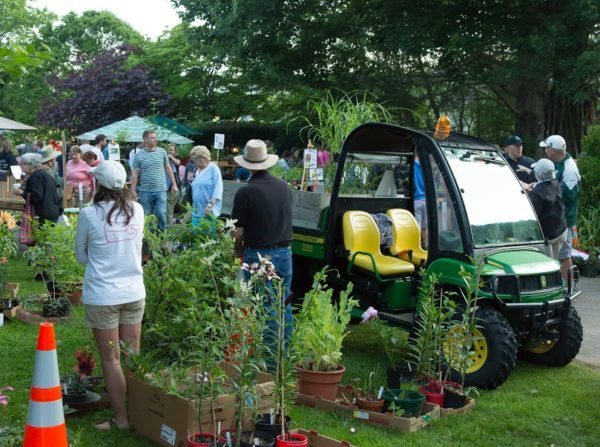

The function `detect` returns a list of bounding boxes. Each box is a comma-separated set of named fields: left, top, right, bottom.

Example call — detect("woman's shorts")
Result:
left=84, top=299, right=145, bottom=330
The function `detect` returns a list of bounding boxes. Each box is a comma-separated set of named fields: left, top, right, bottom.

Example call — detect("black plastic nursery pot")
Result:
left=61, top=389, right=100, bottom=406
left=386, top=362, right=417, bottom=389
left=0, top=298, right=18, bottom=310
left=42, top=298, right=71, bottom=317
left=443, top=388, right=467, bottom=409
left=254, top=414, right=291, bottom=440
left=381, top=389, right=425, bottom=417
left=240, top=430, right=275, bottom=447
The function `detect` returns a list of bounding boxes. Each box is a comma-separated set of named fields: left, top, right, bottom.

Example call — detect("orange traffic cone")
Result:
left=23, top=322, right=68, bottom=446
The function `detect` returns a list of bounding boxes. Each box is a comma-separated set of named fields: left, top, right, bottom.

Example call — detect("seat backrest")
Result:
left=386, top=209, right=423, bottom=255
left=343, top=211, right=382, bottom=254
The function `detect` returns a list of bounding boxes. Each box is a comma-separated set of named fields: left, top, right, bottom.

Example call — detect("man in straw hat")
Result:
left=231, top=139, right=294, bottom=359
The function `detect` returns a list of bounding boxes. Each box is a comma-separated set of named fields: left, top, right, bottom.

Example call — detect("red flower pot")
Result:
left=419, top=380, right=445, bottom=407
left=275, top=433, right=308, bottom=447
left=187, top=432, right=225, bottom=447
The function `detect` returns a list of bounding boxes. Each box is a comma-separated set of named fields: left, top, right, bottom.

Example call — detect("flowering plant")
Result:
left=0, top=386, right=13, bottom=407
left=75, top=350, right=96, bottom=379
left=0, top=211, right=17, bottom=261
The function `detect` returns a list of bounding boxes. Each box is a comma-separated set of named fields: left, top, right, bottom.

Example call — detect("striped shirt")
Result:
left=132, top=147, right=169, bottom=192
left=191, top=162, right=223, bottom=218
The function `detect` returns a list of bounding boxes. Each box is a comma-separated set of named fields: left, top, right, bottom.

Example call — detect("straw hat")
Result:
left=233, top=139, right=278, bottom=171
left=40, top=146, right=58, bottom=163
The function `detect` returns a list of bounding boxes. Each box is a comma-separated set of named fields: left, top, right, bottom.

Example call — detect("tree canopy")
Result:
left=38, top=45, right=171, bottom=134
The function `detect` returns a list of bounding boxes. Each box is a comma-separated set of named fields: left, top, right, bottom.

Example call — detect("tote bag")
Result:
left=19, top=195, right=36, bottom=246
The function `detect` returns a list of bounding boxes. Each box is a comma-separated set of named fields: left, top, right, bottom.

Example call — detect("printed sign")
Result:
left=303, top=148, right=317, bottom=169
left=214, top=133, right=225, bottom=150
left=107, top=143, right=120, bottom=161
left=160, top=424, right=176, bottom=446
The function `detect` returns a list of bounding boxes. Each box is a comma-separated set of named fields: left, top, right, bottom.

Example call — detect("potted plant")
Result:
left=385, top=389, right=426, bottom=418
left=439, top=266, right=481, bottom=409
left=355, top=371, right=385, bottom=413
left=222, top=292, right=269, bottom=447
left=409, top=274, right=456, bottom=407
left=61, top=350, right=101, bottom=406
left=377, top=323, right=415, bottom=389
left=293, top=268, right=357, bottom=401
left=576, top=208, right=600, bottom=277
left=185, top=305, right=228, bottom=447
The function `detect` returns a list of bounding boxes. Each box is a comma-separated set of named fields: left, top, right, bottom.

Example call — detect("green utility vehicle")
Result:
left=222, top=122, right=583, bottom=389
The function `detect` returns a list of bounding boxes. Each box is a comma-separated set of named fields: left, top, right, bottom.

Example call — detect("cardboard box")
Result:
left=296, top=384, right=440, bottom=433
left=127, top=367, right=275, bottom=447
left=2, top=304, right=20, bottom=319
left=439, top=397, right=475, bottom=417
left=127, top=372, right=236, bottom=447
left=292, top=429, right=355, bottom=447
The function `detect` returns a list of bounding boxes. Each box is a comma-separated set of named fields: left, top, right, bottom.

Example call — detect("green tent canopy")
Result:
left=148, top=115, right=202, bottom=137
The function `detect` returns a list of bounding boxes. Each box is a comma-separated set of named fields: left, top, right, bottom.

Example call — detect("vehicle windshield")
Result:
left=443, top=147, right=543, bottom=247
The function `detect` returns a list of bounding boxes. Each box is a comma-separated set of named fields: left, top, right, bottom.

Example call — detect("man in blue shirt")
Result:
left=413, top=155, right=427, bottom=245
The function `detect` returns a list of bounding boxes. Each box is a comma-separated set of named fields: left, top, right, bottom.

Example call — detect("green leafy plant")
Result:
left=577, top=207, right=600, bottom=263
left=293, top=268, right=357, bottom=371
left=409, top=274, right=456, bottom=382
left=378, top=323, right=410, bottom=366
left=25, top=219, right=85, bottom=297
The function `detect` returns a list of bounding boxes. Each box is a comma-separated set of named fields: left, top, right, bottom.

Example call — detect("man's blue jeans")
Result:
left=243, top=246, right=293, bottom=365
left=138, top=190, right=168, bottom=231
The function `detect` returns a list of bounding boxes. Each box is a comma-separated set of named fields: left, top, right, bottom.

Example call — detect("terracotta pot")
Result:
left=356, top=397, right=385, bottom=413
left=66, top=289, right=82, bottom=306
left=295, top=364, right=345, bottom=401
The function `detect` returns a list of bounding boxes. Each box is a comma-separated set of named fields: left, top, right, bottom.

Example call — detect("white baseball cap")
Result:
left=89, top=160, right=126, bottom=190
left=539, top=135, right=566, bottom=151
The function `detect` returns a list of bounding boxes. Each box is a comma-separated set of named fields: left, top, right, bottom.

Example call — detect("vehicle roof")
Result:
left=420, top=130, right=499, bottom=151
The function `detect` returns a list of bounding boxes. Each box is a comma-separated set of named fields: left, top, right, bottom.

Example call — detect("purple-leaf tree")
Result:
left=38, top=44, right=171, bottom=134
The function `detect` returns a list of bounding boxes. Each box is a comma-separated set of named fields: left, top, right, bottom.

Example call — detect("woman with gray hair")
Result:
left=189, top=145, right=223, bottom=227
left=14, top=152, right=62, bottom=224
left=529, top=158, right=567, bottom=260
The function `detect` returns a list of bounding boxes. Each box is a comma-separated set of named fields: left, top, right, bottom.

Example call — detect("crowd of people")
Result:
left=502, top=134, right=581, bottom=280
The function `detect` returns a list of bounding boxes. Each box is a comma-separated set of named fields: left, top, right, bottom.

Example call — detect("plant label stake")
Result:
left=269, top=408, right=275, bottom=425
left=226, top=431, right=232, bottom=447
left=217, top=421, right=221, bottom=436
left=377, top=386, right=384, bottom=400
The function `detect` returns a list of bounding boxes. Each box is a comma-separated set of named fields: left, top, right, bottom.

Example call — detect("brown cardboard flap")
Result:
left=292, top=428, right=355, bottom=447
left=439, top=397, right=475, bottom=417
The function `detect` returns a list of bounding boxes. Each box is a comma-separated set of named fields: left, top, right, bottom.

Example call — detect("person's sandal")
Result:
left=94, top=417, right=128, bottom=430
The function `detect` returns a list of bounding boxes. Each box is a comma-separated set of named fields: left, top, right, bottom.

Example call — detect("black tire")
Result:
left=521, top=307, right=583, bottom=366
left=452, top=305, right=518, bottom=390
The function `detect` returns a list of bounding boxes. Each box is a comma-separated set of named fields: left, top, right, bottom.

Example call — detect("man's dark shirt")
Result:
left=0, top=152, right=18, bottom=171
left=232, top=170, right=293, bottom=248
left=529, top=180, right=566, bottom=240
left=503, top=153, right=536, bottom=183
left=24, top=169, right=62, bottom=222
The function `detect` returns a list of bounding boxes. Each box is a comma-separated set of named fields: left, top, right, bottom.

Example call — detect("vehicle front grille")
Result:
left=482, top=272, right=562, bottom=294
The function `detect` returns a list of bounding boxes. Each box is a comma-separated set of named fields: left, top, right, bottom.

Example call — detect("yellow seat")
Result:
left=343, top=211, right=415, bottom=276
left=386, top=209, right=428, bottom=267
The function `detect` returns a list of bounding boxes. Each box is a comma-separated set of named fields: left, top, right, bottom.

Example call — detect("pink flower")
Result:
left=361, top=306, right=378, bottom=323
left=0, top=386, right=14, bottom=406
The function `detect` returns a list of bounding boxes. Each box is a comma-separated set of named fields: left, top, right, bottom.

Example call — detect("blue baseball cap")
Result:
left=505, top=135, right=523, bottom=146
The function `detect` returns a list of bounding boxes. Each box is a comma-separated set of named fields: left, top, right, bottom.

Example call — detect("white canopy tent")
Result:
left=0, top=116, right=36, bottom=131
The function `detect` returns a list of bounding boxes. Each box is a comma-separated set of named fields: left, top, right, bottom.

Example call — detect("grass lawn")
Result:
left=1, top=256, right=600, bottom=446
